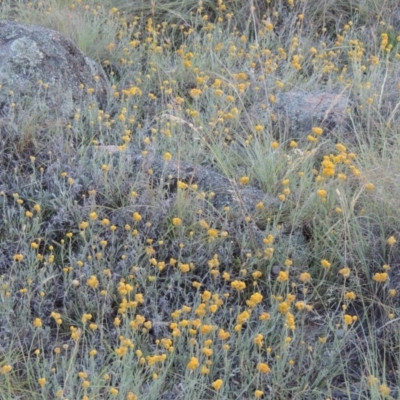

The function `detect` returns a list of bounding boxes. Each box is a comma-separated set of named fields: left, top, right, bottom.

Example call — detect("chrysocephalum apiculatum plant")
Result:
left=1, top=0, right=400, bottom=398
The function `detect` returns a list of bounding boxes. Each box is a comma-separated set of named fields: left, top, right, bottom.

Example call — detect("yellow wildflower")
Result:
left=87, top=275, right=99, bottom=289
left=387, top=236, right=396, bottom=246
left=13, top=254, right=24, bottom=262
left=33, top=318, right=42, bottom=328
left=189, top=88, right=202, bottom=98
left=259, top=312, right=270, bottom=321
left=277, top=270, right=289, bottom=282
left=253, top=334, right=264, bottom=347
left=339, top=267, right=350, bottom=278
left=344, top=292, right=356, bottom=300
left=237, top=310, right=250, bottom=324
left=312, top=127, right=324, bottom=135
left=207, top=228, right=218, bottom=238
left=0, top=365, right=13, bottom=374
left=38, top=377, right=46, bottom=387
left=211, top=379, right=223, bottom=390
left=163, top=152, right=172, bottom=161
left=378, top=384, right=391, bottom=397
left=239, top=176, right=250, bottom=185
left=133, top=212, right=142, bottom=222
left=246, top=292, right=263, bottom=307
left=187, top=357, right=199, bottom=370
left=321, top=259, right=331, bottom=269
left=343, top=314, right=353, bottom=325
left=373, top=272, right=388, bottom=282
left=257, top=362, right=271, bottom=373
left=307, top=135, right=318, bottom=143
left=172, top=217, right=182, bottom=226
left=231, top=280, right=246, bottom=291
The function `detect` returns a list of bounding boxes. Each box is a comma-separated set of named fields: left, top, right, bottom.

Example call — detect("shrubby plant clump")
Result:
left=1, top=0, right=400, bottom=399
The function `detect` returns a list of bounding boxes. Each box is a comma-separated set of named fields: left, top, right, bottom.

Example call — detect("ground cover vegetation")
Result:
left=1, top=0, right=400, bottom=398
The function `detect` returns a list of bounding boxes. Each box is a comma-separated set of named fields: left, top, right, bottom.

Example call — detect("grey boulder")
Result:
left=273, top=90, right=352, bottom=139
left=0, top=20, right=109, bottom=120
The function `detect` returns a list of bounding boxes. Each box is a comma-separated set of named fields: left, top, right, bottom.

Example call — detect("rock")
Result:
left=371, top=65, right=400, bottom=125
left=272, top=90, right=352, bottom=140
left=93, top=145, right=280, bottom=216
left=389, top=5, right=400, bottom=31
left=248, top=89, right=353, bottom=145
left=91, top=145, right=310, bottom=265
left=0, top=20, right=109, bottom=121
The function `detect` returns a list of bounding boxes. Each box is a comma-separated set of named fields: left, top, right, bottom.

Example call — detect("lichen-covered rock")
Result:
left=91, top=145, right=309, bottom=264
left=93, top=145, right=280, bottom=215
left=273, top=91, right=351, bottom=139
left=371, top=66, right=400, bottom=124
left=0, top=20, right=109, bottom=120
left=389, top=5, right=400, bottom=31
